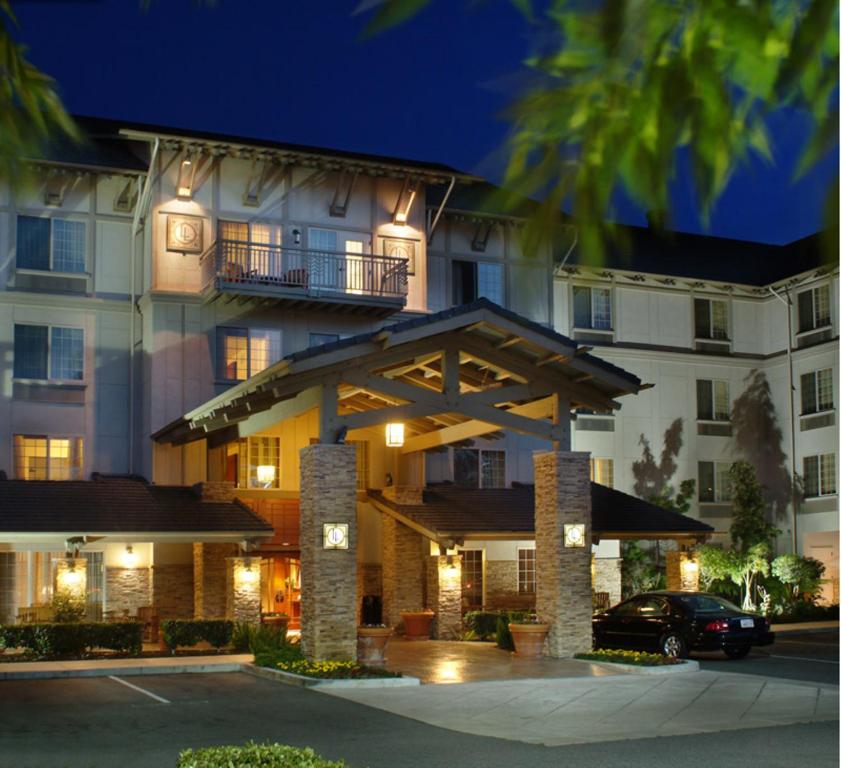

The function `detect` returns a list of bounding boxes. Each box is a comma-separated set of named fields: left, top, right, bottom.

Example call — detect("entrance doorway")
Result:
left=260, top=555, right=301, bottom=628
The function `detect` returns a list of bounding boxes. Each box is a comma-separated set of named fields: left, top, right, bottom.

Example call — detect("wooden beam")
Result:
left=319, top=377, right=340, bottom=442
left=496, top=335, right=521, bottom=349
left=238, top=387, right=321, bottom=438
left=442, top=346, right=460, bottom=402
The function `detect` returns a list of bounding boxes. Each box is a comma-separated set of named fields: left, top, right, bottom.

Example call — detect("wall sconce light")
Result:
left=256, top=464, right=276, bottom=488
left=385, top=422, right=405, bottom=447
left=238, top=559, right=260, bottom=584
left=392, top=178, right=418, bottom=225
left=564, top=523, right=586, bottom=548
left=292, top=228, right=302, bottom=245
left=445, top=554, right=457, bottom=571
left=60, top=560, right=83, bottom=588
left=123, top=545, right=138, bottom=568
left=176, top=155, right=197, bottom=199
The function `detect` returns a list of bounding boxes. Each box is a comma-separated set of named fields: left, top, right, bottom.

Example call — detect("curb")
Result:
left=586, top=659, right=701, bottom=676
left=0, top=662, right=244, bottom=681
left=242, top=663, right=421, bottom=689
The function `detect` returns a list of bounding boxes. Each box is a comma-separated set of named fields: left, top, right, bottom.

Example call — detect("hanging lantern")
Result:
left=385, top=422, right=405, bottom=447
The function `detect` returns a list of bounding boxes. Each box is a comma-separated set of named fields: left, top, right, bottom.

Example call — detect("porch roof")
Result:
left=368, top=483, right=714, bottom=542
left=0, top=475, right=273, bottom=540
left=154, top=299, right=645, bottom=448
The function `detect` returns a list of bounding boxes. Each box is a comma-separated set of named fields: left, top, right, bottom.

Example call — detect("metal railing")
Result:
left=200, top=239, right=409, bottom=301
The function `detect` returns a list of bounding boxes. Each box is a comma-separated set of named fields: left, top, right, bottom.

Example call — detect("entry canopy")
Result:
left=154, top=299, right=646, bottom=450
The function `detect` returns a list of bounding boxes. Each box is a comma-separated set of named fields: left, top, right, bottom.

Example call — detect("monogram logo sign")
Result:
left=166, top=214, right=204, bottom=253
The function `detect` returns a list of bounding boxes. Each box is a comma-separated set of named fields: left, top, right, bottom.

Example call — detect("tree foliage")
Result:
left=771, top=554, right=825, bottom=601
left=0, top=1, right=79, bottom=187
left=698, top=542, right=771, bottom=611
left=362, top=0, right=839, bottom=258
left=728, top=460, right=780, bottom=552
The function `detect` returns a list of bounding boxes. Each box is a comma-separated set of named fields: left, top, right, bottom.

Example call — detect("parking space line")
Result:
left=108, top=675, right=170, bottom=704
left=767, top=655, right=839, bottom=665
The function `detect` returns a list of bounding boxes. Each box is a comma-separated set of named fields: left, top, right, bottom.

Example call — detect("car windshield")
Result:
left=678, top=594, right=743, bottom=613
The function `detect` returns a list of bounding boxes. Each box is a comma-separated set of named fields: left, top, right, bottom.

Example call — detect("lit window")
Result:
left=218, top=221, right=282, bottom=277
left=16, top=216, right=86, bottom=274
left=698, top=461, right=732, bottom=503
left=697, top=379, right=730, bottom=421
left=694, top=298, right=728, bottom=340
left=798, top=285, right=831, bottom=334
left=309, top=228, right=339, bottom=252
left=13, top=435, right=84, bottom=480
left=518, top=548, right=536, bottom=594
left=216, top=327, right=281, bottom=381
left=454, top=448, right=505, bottom=488
left=461, top=550, right=484, bottom=609
left=801, top=369, right=834, bottom=415
left=590, top=458, right=614, bottom=488
left=13, top=324, right=83, bottom=381
left=804, top=454, right=836, bottom=498
left=573, top=286, right=611, bottom=330
left=236, top=437, right=281, bottom=489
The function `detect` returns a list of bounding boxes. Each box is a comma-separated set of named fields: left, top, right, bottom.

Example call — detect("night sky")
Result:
left=14, top=0, right=838, bottom=245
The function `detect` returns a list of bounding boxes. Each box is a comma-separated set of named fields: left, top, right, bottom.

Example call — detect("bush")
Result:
left=232, top=621, right=288, bottom=654
left=772, top=602, right=839, bottom=624
left=50, top=590, right=86, bottom=623
left=0, top=622, right=143, bottom=658
left=575, top=648, right=683, bottom=666
left=463, top=611, right=501, bottom=641
left=160, top=620, right=234, bottom=651
left=771, top=554, right=826, bottom=606
left=177, top=742, right=346, bottom=768
left=494, top=610, right=529, bottom=651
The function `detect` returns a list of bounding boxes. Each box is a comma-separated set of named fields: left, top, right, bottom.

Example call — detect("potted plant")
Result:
left=357, top=624, right=392, bottom=666
left=508, top=615, right=550, bottom=658
left=400, top=609, right=435, bottom=640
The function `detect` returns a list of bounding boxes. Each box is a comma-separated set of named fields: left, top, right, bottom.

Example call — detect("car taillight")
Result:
left=705, top=619, right=729, bottom=632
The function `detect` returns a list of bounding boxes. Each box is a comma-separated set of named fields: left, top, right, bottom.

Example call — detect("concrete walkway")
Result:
left=771, top=620, right=839, bottom=634
left=326, top=671, right=839, bottom=746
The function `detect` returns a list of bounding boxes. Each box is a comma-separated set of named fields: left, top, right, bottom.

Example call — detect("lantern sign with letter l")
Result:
left=564, top=523, right=586, bottom=548
left=385, top=422, right=404, bottom=447
left=323, top=523, right=349, bottom=550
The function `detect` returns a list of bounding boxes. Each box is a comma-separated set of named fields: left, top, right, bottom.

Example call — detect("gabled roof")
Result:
left=368, top=483, right=713, bottom=541
left=154, top=299, right=643, bottom=446
left=0, top=475, right=273, bottom=538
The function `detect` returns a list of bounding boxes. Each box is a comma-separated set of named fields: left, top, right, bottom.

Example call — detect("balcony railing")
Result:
left=200, top=239, right=409, bottom=305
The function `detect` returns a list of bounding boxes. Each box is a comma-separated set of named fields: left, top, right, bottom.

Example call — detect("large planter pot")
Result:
left=509, top=623, right=550, bottom=658
left=357, top=626, right=392, bottom=666
left=400, top=610, right=435, bottom=640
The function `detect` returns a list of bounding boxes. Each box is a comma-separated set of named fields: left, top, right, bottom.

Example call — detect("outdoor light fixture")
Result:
left=256, top=464, right=276, bottom=488
left=239, top=560, right=259, bottom=584
left=123, top=545, right=137, bottom=568
left=564, top=523, right=586, bottom=548
left=385, top=422, right=405, bottom=447
left=63, top=563, right=83, bottom=587
left=176, top=155, right=197, bottom=199
left=392, top=178, right=418, bottom=225
left=446, top=554, right=457, bottom=571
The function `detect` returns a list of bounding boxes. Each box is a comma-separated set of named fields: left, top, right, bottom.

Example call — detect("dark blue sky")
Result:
left=15, top=0, right=837, bottom=244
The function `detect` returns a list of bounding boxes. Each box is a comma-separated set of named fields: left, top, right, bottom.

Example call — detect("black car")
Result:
left=592, top=591, right=775, bottom=659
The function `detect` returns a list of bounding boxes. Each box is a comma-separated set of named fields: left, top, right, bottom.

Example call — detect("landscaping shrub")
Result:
left=463, top=611, right=500, bottom=641
left=232, top=620, right=288, bottom=654
left=254, top=642, right=399, bottom=679
left=772, top=602, right=839, bottom=624
left=177, top=742, right=346, bottom=768
left=575, top=648, right=683, bottom=666
left=160, top=619, right=234, bottom=651
left=0, top=622, right=142, bottom=658
left=494, top=610, right=529, bottom=651
left=50, top=590, right=86, bottom=623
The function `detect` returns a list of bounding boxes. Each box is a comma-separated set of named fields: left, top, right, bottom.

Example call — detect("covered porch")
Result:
left=154, top=299, right=648, bottom=661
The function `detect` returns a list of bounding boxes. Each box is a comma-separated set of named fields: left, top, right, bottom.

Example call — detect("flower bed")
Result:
left=257, top=644, right=400, bottom=679
left=575, top=648, right=684, bottom=666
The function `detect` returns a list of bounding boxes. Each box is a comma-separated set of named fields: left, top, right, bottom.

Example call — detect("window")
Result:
left=453, top=448, right=505, bottom=488
left=16, top=216, right=86, bottom=274
left=309, top=228, right=339, bottom=252
left=573, top=286, right=611, bottom=330
left=309, top=333, right=340, bottom=347
left=804, top=454, right=836, bottom=498
left=590, top=458, right=614, bottom=488
left=236, top=437, right=281, bottom=489
left=694, top=298, right=728, bottom=340
left=13, top=324, right=83, bottom=381
left=698, top=461, right=732, bottom=503
left=518, top=548, right=536, bottom=594
left=13, top=435, right=84, bottom=480
left=798, top=285, right=831, bottom=334
left=452, top=260, right=503, bottom=305
left=461, top=550, right=484, bottom=609
left=697, top=380, right=730, bottom=421
left=216, top=327, right=281, bottom=381
left=801, top=369, right=834, bottom=415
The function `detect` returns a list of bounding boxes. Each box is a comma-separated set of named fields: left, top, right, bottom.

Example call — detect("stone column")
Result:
left=300, top=443, right=357, bottom=662
left=54, top=557, right=86, bottom=600
left=226, top=556, right=262, bottom=623
left=105, top=567, right=152, bottom=615
left=593, top=557, right=623, bottom=607
left=534, top=450, right=593, bottom=658
left=194, top=543, right=236, bottom=619
left=152, top=564, right=194, bottom=619
left=666, top=551, right=700, bottom=592
left=426, top=554, right=462, bottom=639
left=381, top=515, right=426, bottom=629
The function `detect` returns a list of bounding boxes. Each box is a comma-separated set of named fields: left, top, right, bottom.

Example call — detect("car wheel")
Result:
left=660, top=632, right=688, bottom=659
left=723, top=646, right=750, bottom=660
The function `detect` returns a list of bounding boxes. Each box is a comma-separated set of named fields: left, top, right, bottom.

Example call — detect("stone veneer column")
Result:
left=426, top=555, right=462, bottom=639
left=299, top=444, right=357, bottom=662
left=226, top=557, right=262, bottom=623
left=194, top=543, right=236, bottom=619
left=534, top=450, right=593, bottom=658
left=152, top=564, right=194, bottom=619
left=105, top=567, right=152, bottom=615
left=381, top=515, right=426, bottom=630
left=665, top=551, right=700, bottom=592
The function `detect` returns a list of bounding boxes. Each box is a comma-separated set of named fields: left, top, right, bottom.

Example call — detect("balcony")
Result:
left=200, top=239, right=409, bottom=316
